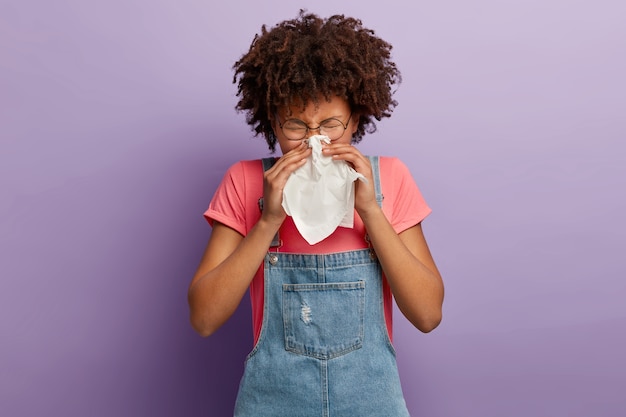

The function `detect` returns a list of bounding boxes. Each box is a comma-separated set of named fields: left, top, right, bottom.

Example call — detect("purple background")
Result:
left=2, top=1, right=625, bottom=416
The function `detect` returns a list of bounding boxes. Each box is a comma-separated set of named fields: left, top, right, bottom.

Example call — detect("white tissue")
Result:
left=282, top=135, right=366, bottom=245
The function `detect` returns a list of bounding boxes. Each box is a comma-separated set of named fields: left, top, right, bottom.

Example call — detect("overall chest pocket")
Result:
left=282, top=281, right=365, bottom=359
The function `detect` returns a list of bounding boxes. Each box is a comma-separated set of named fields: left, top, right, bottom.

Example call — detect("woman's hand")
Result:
left=323, top=144, right=444, bottom=332
left=322, top=143, right=379, bottom=215
left=261, top=141, right=312, bottom=226
left=189, top=142, right=311, bottom=337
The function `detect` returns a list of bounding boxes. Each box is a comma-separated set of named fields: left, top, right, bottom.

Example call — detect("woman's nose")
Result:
left=304, top=126, right=322, bottom=138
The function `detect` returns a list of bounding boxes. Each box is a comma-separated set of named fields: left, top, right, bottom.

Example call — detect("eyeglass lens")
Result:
left=282, top=118, right=346, bottom=141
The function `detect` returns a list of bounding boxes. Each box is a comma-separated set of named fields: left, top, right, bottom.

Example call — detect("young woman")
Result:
left=188, top=11, right=444, bottom=416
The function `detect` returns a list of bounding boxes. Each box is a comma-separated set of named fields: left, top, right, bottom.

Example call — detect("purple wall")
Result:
left=2, top=1, right=625, bottom=416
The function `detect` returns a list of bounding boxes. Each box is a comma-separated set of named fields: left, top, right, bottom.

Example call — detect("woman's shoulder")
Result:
left=221, top=158, right=268, bottom=180
left=375, top=156, right=412, bottom=177
left=227, top=158, right=264, bottom=171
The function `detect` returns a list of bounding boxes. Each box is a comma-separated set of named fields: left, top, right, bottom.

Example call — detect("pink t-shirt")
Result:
left=205, top=156, right=431, bottom=344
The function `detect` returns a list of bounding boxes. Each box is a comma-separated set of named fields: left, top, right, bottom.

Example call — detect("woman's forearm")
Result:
left=358, top=206, right=444, bottom=332
left=188, top=219, right=279, bottom=336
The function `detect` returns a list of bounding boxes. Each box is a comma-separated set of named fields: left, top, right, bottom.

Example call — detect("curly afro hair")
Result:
left=232, top=10, right=402, bottom=152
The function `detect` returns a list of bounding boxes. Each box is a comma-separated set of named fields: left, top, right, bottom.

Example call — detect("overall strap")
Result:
left=261, top=157, right=277, bottom=172
left=365, top=155, right=383, bottom=258
left=259, top=158, right=281, bottom=248
left=367, top=155, right=384, bottom=208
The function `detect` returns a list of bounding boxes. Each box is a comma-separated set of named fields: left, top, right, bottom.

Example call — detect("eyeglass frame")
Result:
left=275, top=112, right=353, bottom=141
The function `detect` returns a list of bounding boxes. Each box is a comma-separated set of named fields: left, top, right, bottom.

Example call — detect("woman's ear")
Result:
left=350, top=113, right=359, bottom=134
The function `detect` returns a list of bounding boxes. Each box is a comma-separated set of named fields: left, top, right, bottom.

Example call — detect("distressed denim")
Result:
left=233, top=249, right=410, bottom=417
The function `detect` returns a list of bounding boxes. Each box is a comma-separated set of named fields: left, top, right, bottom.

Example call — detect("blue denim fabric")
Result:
left=234, top=156, right=409, bottom=416
left=234, top=249, right=410, bottom=416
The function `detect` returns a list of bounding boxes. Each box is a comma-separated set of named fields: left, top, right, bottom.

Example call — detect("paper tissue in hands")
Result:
left=282, top=135, right=366, bottom=245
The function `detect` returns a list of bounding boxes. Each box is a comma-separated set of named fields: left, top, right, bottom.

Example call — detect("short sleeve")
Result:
left=203, top=161, right=248, bottom=236
left=382, top=157, right=432, bottom=234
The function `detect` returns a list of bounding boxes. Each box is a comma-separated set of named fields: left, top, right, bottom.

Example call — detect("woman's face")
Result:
left=272, top=95, right=358, bottom=154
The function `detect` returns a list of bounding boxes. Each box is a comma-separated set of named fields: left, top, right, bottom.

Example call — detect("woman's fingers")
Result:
left=262, top=142, right=311, bottom=222
left=322, top=143, right=371, bottom=177
left=271, top=142, right=310, bottom=178
left=322, top=143, right=378, bottom=210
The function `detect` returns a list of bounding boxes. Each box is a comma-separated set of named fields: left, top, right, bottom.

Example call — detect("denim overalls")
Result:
left=234, top=157, right=410, bottom=417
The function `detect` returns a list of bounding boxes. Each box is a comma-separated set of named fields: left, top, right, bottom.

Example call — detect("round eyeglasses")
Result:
left=276, top=113, right=352, bottom=141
